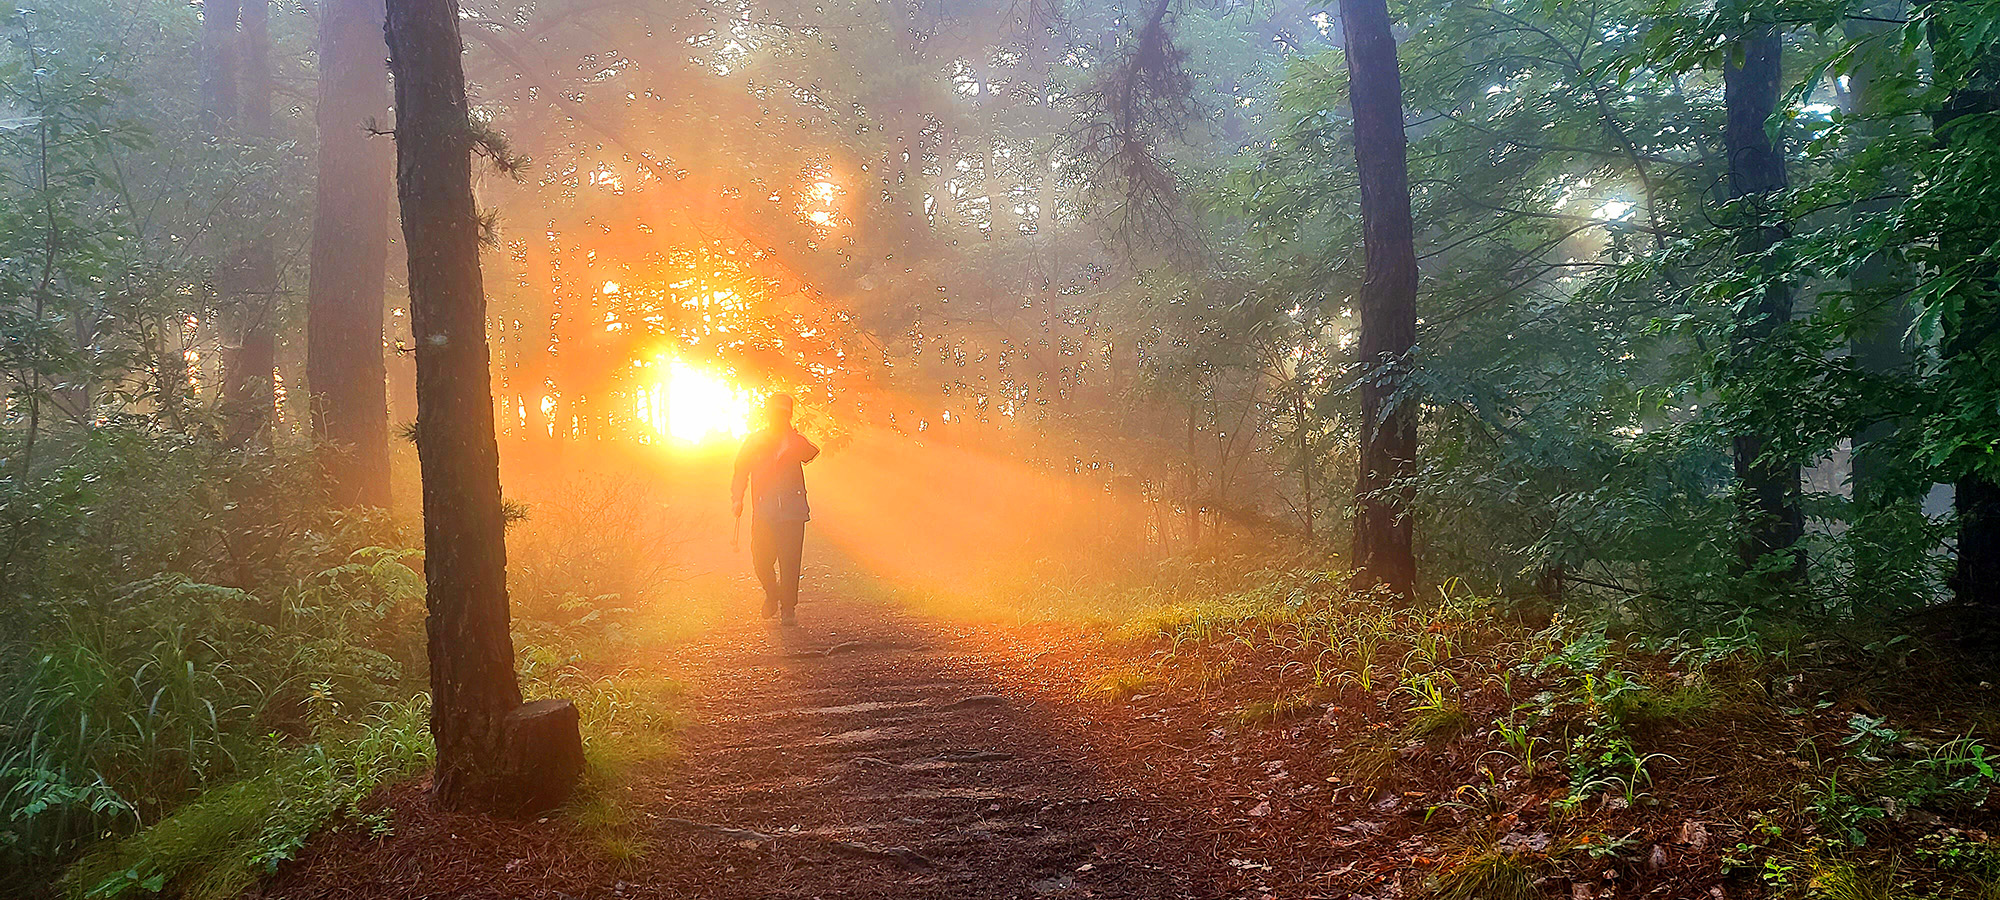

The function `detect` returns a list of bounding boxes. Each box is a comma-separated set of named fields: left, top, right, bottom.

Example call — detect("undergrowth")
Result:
left=0, top=440, right=712, bottom=896
left=30, top=592, right=700, bottom=899
left=64, top=700, right=433, bottom=900
left=1430, top=843, right=1540, bottom=900
left=903, top=551, right=2000, bottom=900
left=521, top=642, right=687, bottom=868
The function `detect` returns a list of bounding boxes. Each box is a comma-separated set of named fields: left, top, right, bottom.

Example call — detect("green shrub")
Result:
left=1, top=551, right=425, bottom=879
left=66, top=699, right=432, bottom=900
left=1, top=580, right=269, bottom=866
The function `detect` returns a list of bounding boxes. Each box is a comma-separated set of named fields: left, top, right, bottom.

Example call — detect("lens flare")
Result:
left=637, top=356, right=754, bottom=444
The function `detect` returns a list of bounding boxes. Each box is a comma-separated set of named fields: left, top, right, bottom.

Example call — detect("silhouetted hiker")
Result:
left=732, top=393, right=819, bottom=625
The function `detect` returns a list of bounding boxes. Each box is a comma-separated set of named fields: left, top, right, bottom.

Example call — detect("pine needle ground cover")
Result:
left=889, top=556, right=2000, bottom=900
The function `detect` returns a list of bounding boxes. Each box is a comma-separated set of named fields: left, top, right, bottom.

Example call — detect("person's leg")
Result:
left=777, top=519, right=805, bottom=622
left=749, top=517, right=780, bottom=618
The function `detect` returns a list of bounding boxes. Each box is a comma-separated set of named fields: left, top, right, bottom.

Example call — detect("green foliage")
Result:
left=0, top=461, right=695, bottom=889
left=1205, top=0, right=2000, bottom=633
left=1233, top=693, right=1320, bottom=728
left=1429, top=846, right=1540, bottom=900
left=1915, top=830, right=2000, bottom=878
left=0, top=423, right=422, bottom=883
left=1806, top=859, right=1902, bottom=900
left=66, top=699, right=432, bottom=900
left=1723, top=812, right=1790, bottom=878
left=1518, top=620, right=1699, bottom=812
left=0, top=435, right=702, bottom=888
left=1488, top=718, right=1546, bottom=779
left=0, top=548, right=424, bottom=871
left=1806, top=769, right=1888, bottom=847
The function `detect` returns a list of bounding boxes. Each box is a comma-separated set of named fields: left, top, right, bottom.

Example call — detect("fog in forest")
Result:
left=6, top=0, right=2000, bottom=895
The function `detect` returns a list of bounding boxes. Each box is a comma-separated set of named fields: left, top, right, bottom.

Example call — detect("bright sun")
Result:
left=636, top=356, right=755, bottom=444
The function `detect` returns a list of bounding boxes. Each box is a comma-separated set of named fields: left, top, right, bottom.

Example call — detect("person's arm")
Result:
left=731, top=436, right=754, bottom=516
left=784, top=430, right=819, bottom=464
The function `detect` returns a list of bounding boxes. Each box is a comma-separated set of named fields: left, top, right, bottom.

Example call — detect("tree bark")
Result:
left=199, top=0, right=238, bottom=430
left=220, top=0, right=278, bottom=448
left=200, top=0, right=239, bottom=132
left=1340, top=0, right=1419, bottom=597
left=1844, top=4, right=1915, bottom=597
left=1723, top=23, right=1805, bottom=584
left=1297, top=386, right=1313, bottom=540
left=1185, top=404, right=1201, bottom=548
left=386, top=0, right=576, bottom=811
left=307, top=0, right=394, bottom=507
left=1929, top=26, right=2000, bottom=637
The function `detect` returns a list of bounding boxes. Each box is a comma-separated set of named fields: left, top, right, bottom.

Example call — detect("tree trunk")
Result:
left=1185, top=404, right=1201, bottom=548
left=221, top=0, right=278, bottom=448
left=199, top=0, right=237, bottom=427
left=308, top=0, right=394, bottom=507
left=155, top=324, right=188, bottom=429
left=1844, top=4, right=1915, bottom=597
left=1929, top=29, right=2000, bottom=637
left=1297, top=386, right=1313, bottom=540
left=385, top=0, right=579, bottom=811
left=1956, top=475, right=2000, bottom=634
left=200, top=0, right=239, bottom=132
left=1723, top=23, right=1805, bottom=584
left=1340, top=0, right=1418, bottom=597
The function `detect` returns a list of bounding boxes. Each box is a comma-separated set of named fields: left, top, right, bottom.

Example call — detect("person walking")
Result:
left=732, top=393, right=819, bottom=625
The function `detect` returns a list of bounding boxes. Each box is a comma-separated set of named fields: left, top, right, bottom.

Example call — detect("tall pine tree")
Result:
left=384, top=0, right=582, bottom=809
left=1722, top=15, right=1804, bottom=583
left=1340, top=0, right=1419, bottom=597
left=308, top=0, right=394, bottom=507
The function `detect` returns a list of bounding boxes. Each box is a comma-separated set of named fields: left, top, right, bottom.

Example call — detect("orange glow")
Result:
left=798, top=170, right=845, bottom=230
left=636, top=355, right=754, bottom=444
left=807, top=427, right=1153, bottom=598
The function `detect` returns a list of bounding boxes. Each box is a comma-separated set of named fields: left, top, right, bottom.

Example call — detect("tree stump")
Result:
left=498, top=698, right=585, bottom=814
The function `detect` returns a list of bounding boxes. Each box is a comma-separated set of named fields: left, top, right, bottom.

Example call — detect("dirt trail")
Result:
left=632, top=590, right=1233, bottom=899
left=266, top=567, right=1777, bottom=900
left=269, top=586, right=1251, bottom=900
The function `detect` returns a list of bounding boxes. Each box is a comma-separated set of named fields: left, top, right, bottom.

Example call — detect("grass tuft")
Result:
left=1609, top=681, right=1726, bottom=730
left=1807, top=860, right=1900, bottom=900
left=524, top=659, right=683, bottom=867
left=1430, top=847, right=1538, bottom=900
left=1085, top=667, right=1157, bottom=701
left=1233, top=694, right=1320, bottom=728
left=1406, top=704, right=1473, bottom=745
left=597, top=833, right=650, bottom=871
left=1341, top=737, right=1400, bottom=793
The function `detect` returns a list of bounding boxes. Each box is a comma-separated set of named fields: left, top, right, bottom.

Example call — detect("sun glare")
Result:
left=636, top=356, right=754, bottom=444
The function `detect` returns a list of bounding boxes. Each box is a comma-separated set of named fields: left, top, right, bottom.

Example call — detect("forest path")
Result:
left=623, top=588, right=1235, bottom=899
left=266, top=580, right=1272, bottom=900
